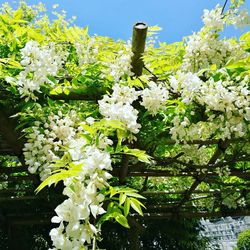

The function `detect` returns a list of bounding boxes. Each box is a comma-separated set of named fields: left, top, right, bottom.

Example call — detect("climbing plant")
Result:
left=0, top=0, right=249, bottom=249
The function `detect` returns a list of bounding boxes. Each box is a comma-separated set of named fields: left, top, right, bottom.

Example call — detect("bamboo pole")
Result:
left=131, top=22, right=148, bottom=76
left=119, top=23, right=147, bottom=185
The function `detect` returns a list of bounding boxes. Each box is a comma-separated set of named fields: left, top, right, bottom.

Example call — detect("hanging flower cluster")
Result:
left=23, top=110, right=81, bottom=180
left=182, top=31, right=246, bottom=72
left=99, top=82, right=169, bottom=133
left=164, top=5, right=250, bottom=145
left=101, top=42, right=134, bottom=82
left=75, top=39, right=133, bottom=82
left=98, top=84, right=141, bottom=133
left=50, top=139, right=113, bottom=249
left=23, top=80, right=168, bottom=248
left=23, top=108, right=116, bottom=248
left=229, top=8, right=250, bottom=28
left=7, top=41, right=67, bottom=100
left=202, top=4, right=250, bottom=31
left=169, top=71, right=203, bottom=104
left=75, top=38, right=99, bottom=65
left=182, top=5, right=248, bottom=72
left=202, top=4, right=224, bottom=31
left=168, top=71, right=249, bottom=142
left=141, top=81, right=169, bottom=115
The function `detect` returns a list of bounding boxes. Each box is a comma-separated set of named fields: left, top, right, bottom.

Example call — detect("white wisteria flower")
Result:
left=50, top=143, right=112, bottom=249
left=229, top=8, right=250, bottom=28
left=202, top=5, right=224, bottom=31
left=75, top=37, right=98, bottom=65
left=98, top=84, right=141, bottom=133
left=182, top=31, right=246, bottom=72
left=14, top=40, right=66, bottom=100
left=24, top=110, right=81, bottom=180
left=101, top=42, right=134, bottom=82
left=169, top=71, right=202, bottom=104
left=141, top=81, right=168, bottom=115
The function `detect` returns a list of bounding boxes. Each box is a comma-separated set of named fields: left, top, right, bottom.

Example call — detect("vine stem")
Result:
left=221, top=0, right=229, bottom=15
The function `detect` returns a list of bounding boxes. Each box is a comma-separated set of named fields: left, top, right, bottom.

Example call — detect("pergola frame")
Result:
left=0, top=23, right=249, bottom=237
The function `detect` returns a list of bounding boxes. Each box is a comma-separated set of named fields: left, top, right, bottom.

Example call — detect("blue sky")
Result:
left=1, top=0, right=249, bottom=43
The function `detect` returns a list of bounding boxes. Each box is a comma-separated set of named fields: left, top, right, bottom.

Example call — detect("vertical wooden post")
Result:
left=119, top=154, right=130, bottom=184
left=131, top=22, right=148, bottom=77
left=129, top=226, right=140, bottom=250
left=119, top=22, right=147, bottom=185
left=128, top=218, right=143, bottom=250
left=121, top=24, right=147, bottom=248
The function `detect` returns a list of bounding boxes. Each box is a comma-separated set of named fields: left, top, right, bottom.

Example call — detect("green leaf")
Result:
left=95, top=119, right=127, bottom=131
left=119, top=193, right=126, bottom=205
left=35, top=162, right=83, bottom=193
left=50, top=86, right=63, bottom=95
left=97, top=210, right=130, bottom=229
left=35, top=170, right=68, bottom=193
left=124, top=198, right=131, bottom=217
left=63, top=87, right=70, bottom=95
left=123, top=147, right=152, bottom=164
left=0, top=58, right=22, bottom=69
left=210, top=64, right=217, bottom=71
left=113, top=212, right=130, bottom=228
left=130, top=197, right=145, bottom=216
left=125, top=192, right=146, bottom=199
left=148, top=25, right=162, bottom=32
left=109, top=186, right=116, bottom=197
left=96, top=213, right=111, bottom=226
left=80, top=123, right=95, bottom=135
left=116, top=129, right=126, bottom=152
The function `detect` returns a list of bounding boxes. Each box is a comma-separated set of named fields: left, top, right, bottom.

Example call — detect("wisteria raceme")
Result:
left=8, top=40, right=67, bottom=100
left=202, top=4, right=224, bottom=31
left=24, top=110, right=81, bottom=180
left=169, top=71, right=203, bottom=104
left=111, top=84, right=140, bottom=104
left=98, top=84, right=141, bottom=133
left=182, top=31, right=246, bottom=72
left=202, top=4, right=250, bottom=31
left=228, top=8, right=250, bottom=28
left=101, top=42, right=134, bottom=82
left=24, top=110, right=114, bottom=249
left=50, top=141, right=112, bottom=250
left=75, top=38, right=133, bottom=82
left=75, top=38, right=99, bottom=65
left=141, top=81, right=169, bottom=115
left=183, top=6, right=249, bottom=73
left=99, top=82, right=171, bottom=132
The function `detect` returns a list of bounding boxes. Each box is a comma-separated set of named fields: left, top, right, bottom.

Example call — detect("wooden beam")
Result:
left=155, top=155, right=250, bottom=169
left=142, top=189, right=250, bottom=196
left=132, top=209, right=250, bottom=219
left=0, top=195, right=47, bottom=202
left=153, top=137, right=249, bottom=146
left=0, top=175, right=37, bottom=182
left=113, top=168, right=250, bottom=178
left=48, top=86, right=106, bottom=101
left=0, top=188, right=33, bottom=194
